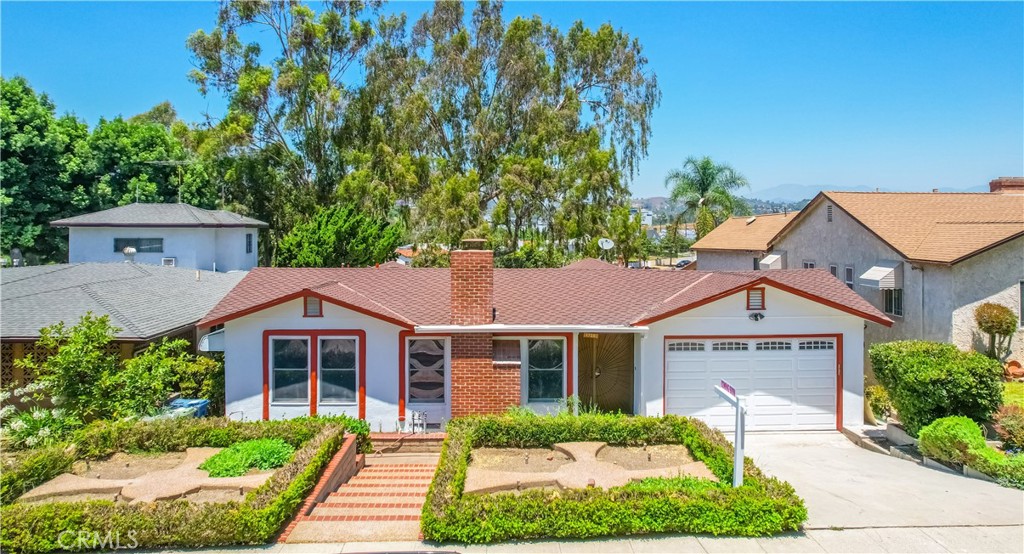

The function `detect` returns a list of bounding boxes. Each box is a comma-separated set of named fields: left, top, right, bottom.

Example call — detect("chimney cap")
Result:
left=990, top=177, right=1024, bottom=194
left=460, top=238, right=488, bottom=250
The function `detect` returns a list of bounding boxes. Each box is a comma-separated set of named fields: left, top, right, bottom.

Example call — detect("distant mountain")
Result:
left=746, top=184, right=876, bottom=203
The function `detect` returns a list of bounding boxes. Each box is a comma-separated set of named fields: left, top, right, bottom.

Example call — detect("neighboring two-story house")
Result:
left=51, top=203, right=268, bottom=272
left=695, top=178, right=1024, bottom=366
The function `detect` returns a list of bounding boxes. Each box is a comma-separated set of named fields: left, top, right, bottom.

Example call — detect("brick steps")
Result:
left=284, top=452, right=439, bottom=543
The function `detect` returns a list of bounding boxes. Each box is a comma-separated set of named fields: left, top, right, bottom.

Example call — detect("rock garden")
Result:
left=0, top=416, right=369, bottom=553
left=421, top=411, right=807, bottom=543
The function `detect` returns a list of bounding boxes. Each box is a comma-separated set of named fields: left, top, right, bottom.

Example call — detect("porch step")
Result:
left=285, top=452, right=440, bottom=543
left=369, top=432, right=446, bottom=454
left=310, top=505, right=423, bottom=517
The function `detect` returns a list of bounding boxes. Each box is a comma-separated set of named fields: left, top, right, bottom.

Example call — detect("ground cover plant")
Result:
left=200, top=438, right=296, bottom=477
left=421, top=411, right=806, bottom=543
left=1004, top=382, right=1024, bottom=409
left=917, top=416, right=1024, bottom=490
left=869, top=341, right=1002, bottom=436
left=0, top=415, right=369, bottom=553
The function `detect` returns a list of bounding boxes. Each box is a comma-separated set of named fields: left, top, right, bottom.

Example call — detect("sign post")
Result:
left=714, top=379, right=746, bottom=487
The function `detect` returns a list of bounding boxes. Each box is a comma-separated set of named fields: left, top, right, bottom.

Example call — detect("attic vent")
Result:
left=826, top=204, right=833, bottom=222
left=746, top=216, right=757, bottom=225
left=161, top=257, right=176, bottom=267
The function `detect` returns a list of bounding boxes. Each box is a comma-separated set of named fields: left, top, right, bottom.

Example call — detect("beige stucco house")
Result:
left=691, top=211, right=799, bottom=271
left=694, top=177, right=1024, bottom=369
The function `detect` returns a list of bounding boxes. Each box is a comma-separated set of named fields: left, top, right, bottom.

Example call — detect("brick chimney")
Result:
left=450, top=238, right=493, bottom=325
left=990, top=177, right=1024, bottom=194
left=447, top=239, right=519, bottom=416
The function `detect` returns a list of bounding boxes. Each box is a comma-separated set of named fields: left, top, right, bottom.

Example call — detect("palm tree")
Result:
left=664, top=156, right=749, bottom=239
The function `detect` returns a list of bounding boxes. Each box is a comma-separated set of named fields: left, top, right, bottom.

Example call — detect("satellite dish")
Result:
left=598, top=238, right=615, bottom=250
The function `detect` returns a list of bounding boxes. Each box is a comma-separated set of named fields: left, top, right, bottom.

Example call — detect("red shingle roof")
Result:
left=200, top=263, right=891, bottom=328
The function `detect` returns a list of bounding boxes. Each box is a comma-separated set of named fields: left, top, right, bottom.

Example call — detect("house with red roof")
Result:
left=199, top=240, right=891, bottom=433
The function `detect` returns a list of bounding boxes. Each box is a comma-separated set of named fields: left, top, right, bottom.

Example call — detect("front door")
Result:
left=578, top=333, right=635, bottom=414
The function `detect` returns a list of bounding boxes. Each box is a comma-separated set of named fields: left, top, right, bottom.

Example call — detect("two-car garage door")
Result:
left=665, top=337, right=838, bottom=431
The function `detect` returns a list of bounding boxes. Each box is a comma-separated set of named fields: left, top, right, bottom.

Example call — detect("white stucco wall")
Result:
left=214, top=228, right=259, bottom=272
left=68, top=226, right=260, bottom=271
left=223, top=298, right=405, bottom=430
left=637, top=285, right=868, bottom=429
left=950, top=237, right=1024, bottom=360
left=694, top=250, right=763, bottom=271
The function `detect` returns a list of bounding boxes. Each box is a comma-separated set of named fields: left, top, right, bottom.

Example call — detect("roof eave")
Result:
left=198, top=288, right=415, bottom=330
left=51, top=222, right=269, bottom=229
left=632, top=276, right=893, bottom=328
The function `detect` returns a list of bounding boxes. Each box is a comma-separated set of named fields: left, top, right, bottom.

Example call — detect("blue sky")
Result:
left=3, top=2, right=1022, bottom=198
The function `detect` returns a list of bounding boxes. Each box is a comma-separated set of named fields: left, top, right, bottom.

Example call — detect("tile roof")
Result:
left=1, top=263, right=245, bottom=340
left=691, top=212, right=800, bottom=252
left=199, top=263, right=890, bottom=328
left=778, top=192, right=1024, bottom=264
left=50, top=203, right=268, bottom=228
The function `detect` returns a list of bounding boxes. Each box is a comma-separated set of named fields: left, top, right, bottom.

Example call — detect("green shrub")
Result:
left=918, top=416, right=986, bottom=464
left=421, top=414, right=806, bottom=543
left=201, top=438, right=296, bottom=477
left=865, top=384, right=892, bottom=420
left=917, top=416, right=1024, bottom=490
left=0, top=416, right=365, bottom=552
left=0, top=445, right=77, bottom=505
left=870, top=341, right=1002, bottom=436
left=993, top=405, right=1024, bottom=450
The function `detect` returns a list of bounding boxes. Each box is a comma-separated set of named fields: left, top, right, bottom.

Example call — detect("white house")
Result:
left=51, top=203, right=268, bottom=272
left=198, top=245, right=890, bottom=434
left=692, top=177, right=1024, bottom=367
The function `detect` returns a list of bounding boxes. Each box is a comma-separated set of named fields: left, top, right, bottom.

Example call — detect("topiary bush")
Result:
left=917, top=416, right=1024, bottom=490
left=975, top=302, right=1018, bottom=359
left=870, top=341, right=1002, bottom=436
left=201, top=438, right=296, bottom=477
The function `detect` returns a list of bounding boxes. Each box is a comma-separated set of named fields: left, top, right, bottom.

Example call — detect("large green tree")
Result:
left=276, top=203, right=403, bottom=267
left=368, top=1, right=659, bottom=251
left=664, top=156, right=750, bottom=239
left=0, top=77, right=89, bottom=262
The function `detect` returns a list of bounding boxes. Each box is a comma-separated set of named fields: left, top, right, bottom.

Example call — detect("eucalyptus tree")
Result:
left=664, top=156, right=749, bottom=239
left=366, top=0, right=660, bottom=250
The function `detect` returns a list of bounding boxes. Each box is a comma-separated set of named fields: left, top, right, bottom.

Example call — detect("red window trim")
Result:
left=303, top=296, right=323, bottom=318
left=263, top=329, right=366, bottom=420
left=746, top=287, right=766, bottom=310
left=661, top=333, right=844, bottom=431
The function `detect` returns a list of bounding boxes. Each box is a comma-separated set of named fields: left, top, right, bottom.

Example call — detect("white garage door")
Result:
left=665, top=337, right=837, bottom=431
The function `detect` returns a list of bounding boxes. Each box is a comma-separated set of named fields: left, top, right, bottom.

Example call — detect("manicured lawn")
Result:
left=1004, top=381, right=1024, bottom=408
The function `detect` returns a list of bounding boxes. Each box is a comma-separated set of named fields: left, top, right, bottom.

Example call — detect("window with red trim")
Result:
left=304, top=297, right=322, bottom=317
left=746, top=288, right=765, bottom=310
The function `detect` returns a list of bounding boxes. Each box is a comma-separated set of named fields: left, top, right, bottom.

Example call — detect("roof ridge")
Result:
left=181, top=203, right=207, bottom=224
left=1, top=263, right=153, bottom=301
left=80, top=283, right=147, bottom=338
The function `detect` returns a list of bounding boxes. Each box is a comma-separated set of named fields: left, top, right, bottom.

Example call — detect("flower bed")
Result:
left=421, top=413, right=806, bottom=543
left=0, top=416, right=369, bottom=553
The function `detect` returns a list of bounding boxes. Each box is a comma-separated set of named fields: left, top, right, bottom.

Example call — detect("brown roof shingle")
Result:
left=779, top=192, right=1024, bottom=264
left=691, top=212, right=800, bottom=252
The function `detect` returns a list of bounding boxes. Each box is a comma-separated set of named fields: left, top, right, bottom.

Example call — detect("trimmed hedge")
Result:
left=918, top=416, right=1024, bottom=490
left=0, top=415, right=369, bottom=553
left=870, top=341, right=1002, bottom=436
left=421, top=412, right=806, bottom=543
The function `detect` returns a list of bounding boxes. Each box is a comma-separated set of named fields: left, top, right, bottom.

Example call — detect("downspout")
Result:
left=920, top=266, right=925, bottom=339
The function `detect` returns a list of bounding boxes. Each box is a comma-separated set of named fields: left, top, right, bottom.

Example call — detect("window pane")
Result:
left=409, top=339, right=445, bottom=403
left=273, top=370, right=308, bottom=401
left=321, top=339, right=355, bottom=369
left=321, top=369, right=356, bottom=403
left=273, top=339, right=308, bottom=369
left=528, top=370, right=563, bottom=401
left=528, top=340, right=563, bottom=370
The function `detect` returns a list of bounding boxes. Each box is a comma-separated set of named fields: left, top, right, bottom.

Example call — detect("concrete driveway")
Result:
left=744, top=432, right=1024, bottom=529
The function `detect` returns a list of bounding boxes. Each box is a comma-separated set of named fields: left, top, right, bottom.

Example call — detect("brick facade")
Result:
left=448, top=247, right=518, bottom=416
